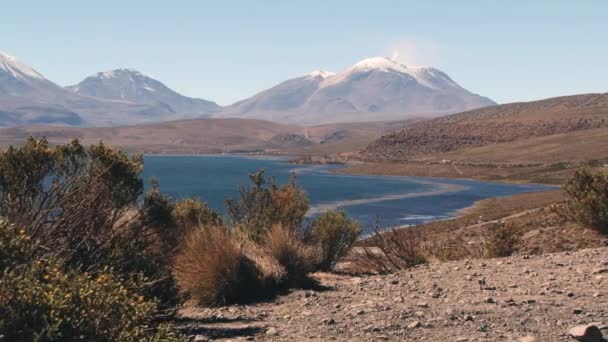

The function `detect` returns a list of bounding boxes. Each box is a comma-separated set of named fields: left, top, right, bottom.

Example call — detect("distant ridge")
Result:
left=359, top=93, right=608, bottom=161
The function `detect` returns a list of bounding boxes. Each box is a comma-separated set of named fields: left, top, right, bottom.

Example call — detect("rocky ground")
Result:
left=179, top=247, right=608, bottom=341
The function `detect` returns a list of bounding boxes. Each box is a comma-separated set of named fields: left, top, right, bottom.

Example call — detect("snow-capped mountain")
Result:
left=0, top=52, right=64, bottom=96
left=0, top=52, right=218, bottom=127
left=219, top=57, right=496, bottom=125
left=67, top=69, right=220, bottom=116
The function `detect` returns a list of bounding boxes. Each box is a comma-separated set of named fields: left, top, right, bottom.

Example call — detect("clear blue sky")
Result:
left=2, top=0, right=606, bottom=105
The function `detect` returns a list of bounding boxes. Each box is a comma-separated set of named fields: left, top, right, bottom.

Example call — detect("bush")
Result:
left=0, top=260, right=182, bottom=341
left=173, top=198, right=223, bottom=232
left=264, top=224, right=318, bottom=286
left=484, top=222, right=522, bottom=258
left=0, top=222, right=182, bottom=341
left=225, top=170, right=308, bottom=240
left=173, top=226, right=284, bottom=307
left=560, top=168, right=608, bottom=235
left=0, top=138, right=144, bottom=271
left=308, top=211, right=361, bottom=271
left=0, top=220, right=36, bottom=272
left=142, top=180, right=221, bottom=256
left=355, top=228, right=427, bottom=274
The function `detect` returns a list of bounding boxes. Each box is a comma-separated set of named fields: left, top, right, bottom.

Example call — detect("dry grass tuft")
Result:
left=354, top=228, right=427, bottom=274
left=173, top=226, right=283, bottom=307
left=264, top=224, right=318, bottom=286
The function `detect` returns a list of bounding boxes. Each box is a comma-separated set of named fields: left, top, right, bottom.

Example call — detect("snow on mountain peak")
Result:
left=351, top=56, right=411, bottom=73
left=0, top=52, right=45, bottom=80
left=96, top=68, right=146, bottom=79
left=317, top=56, right=458, bottom=90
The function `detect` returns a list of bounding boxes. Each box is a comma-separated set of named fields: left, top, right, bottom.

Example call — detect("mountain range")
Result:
left=0, top=52, right=495, bottom=127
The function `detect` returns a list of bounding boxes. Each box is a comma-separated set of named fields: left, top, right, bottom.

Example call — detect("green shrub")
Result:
left=226, top=170, right=308, bottom=240
left=308, top=211, right=361, bottom=271
left=0, top=220, right=36, bottom=272
left=0, top=223, right=183, bottom=341
left=0, top=260, right=182, bottom=341
left=173, top=198, right=223, bottom=232
left=264, top=224, right=318, bottom=286
left=484, top=222, right=522, bottom=258
left=173, top=226, right=284, bottom=307
left=560, top=168, right=608, bottom=235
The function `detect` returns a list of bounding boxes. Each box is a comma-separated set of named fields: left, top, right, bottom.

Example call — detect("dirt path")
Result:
left=464, top=207, right=543, bottom=230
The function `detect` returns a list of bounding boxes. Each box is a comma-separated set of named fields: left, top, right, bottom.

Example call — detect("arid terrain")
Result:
left=359, top=93, right=608, bottom=163
left=175, top=190, right=608, bottom=341
left=0, top=118, right=412, bottom=155
left=179, top=246, right=608, bottom=341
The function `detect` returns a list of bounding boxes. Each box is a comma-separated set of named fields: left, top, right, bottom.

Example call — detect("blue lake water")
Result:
left=142, top=155, right=555, bottom=233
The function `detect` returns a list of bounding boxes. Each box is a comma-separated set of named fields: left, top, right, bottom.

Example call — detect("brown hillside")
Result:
left=0, top=118, right=409, bottom=154
left=360, top=93, right=608, bottom=161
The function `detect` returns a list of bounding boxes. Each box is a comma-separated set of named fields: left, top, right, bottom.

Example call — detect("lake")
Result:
left=142, top=155, right=554, bottom=232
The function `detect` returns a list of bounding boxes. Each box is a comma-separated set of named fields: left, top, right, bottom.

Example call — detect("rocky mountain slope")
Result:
left=67, top=68, right=219, bottom=117
left=180, top=246, right=608, bottom=341
left=219, top=57, right=496, bottom=125
left=360, top=93, right=608, bottom=162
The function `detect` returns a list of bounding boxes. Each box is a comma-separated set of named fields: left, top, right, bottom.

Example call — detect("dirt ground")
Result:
left=179, top=246, right=608, bottom=341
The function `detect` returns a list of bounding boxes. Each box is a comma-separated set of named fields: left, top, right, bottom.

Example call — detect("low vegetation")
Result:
left=560, top=168, right=608, bottom=235
left=0, top=221, right=182, bottom=341
left=173, top=226, right=283, bottom=307
left=308, top=210, right=361, bottom=271
left=355, top=228, right=427, bottom=274
left=225, top=170, right=309, bottom=240
left=264, top=224, right=318, bottom=285
left=0, top=138, right=364, bottom=339
left=483, top=222, right=522, bottom=258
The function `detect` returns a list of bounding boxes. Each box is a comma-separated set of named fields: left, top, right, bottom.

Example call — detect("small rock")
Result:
left=266, top=327, right=279, bottom=336
left=573, top=308, right=584, bottom=314
left=417, top=302, right=429, bottom=308
left=407, top=321, right=421, bottom=329
left=322, top=318, right=336, bottom=325
left=193, top=335, right=210, bottom=342
left=519, top=336, right=537, bottom=342
left=568, top=324, right=603, bottom=342
left=484, top=297, right=495, bottom=304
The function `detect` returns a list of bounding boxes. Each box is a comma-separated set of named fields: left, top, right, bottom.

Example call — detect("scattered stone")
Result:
left=417, top=302, right=429, bottom=308
left=519, top=336, right=537, bottom=342
left=266, top=327, right=279, bottom=336
left=407, top=321, right=421, bottom=329
left=322, top=318, right=336, bottom=325
left=568, top=324, right=603, bottom=342
left=193, top=335, right=210, bottom=342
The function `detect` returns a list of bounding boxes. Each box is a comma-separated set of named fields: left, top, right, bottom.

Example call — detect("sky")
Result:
left=1, top=0, right=606, bottom=105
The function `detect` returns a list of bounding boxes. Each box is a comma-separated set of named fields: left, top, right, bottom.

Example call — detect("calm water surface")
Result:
left=142, top=155, right=554, bottom=232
